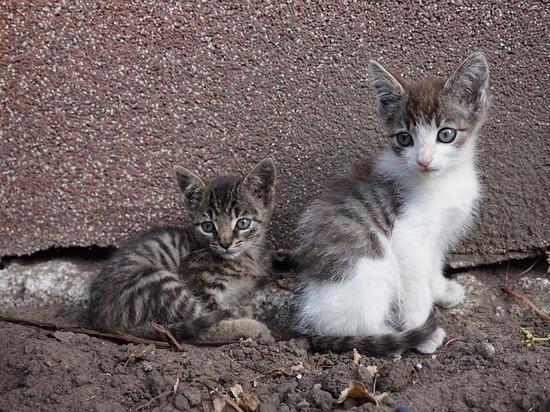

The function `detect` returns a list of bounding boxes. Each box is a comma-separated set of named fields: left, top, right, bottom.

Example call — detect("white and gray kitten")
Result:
left=87, top=158, right=276, bottom=342
left=293, top=52, right=490, bottom=356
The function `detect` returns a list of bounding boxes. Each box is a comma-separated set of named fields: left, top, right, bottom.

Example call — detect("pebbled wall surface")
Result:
left=1, top=1, right=548, bottom=267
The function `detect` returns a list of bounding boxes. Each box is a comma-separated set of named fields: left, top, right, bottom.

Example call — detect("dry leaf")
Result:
left=290, top=362, right=304, bottom=372
left=238, top=393, right=261, bottom=412
left=336, top=380, right=388, bottom=405
left=212, top=388, right=244, bottom=412
left=352, top=348, right=361, bottom=364
left=316, top=355, right=327, bottom=366
left=213, top=396, right=226, bottom=412
left=366, top=365, right=378, bottom=377
left=230, top=383, right=261, bottom=412
left=230, top=383, right=244, bottom=399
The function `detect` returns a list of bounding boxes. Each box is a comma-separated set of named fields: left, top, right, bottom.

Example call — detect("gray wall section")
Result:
left=1, top=2, right=548, bottom=266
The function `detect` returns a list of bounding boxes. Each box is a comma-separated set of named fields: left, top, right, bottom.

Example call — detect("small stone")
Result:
left=173, top=394, right=190, bottom=411
left=312, top=386, right=333, bottom=412
left=296, top=400, right=310, bottom=410
left=71, top=373, right=91, bottom=387
left=182, top=387, right=202, bottom=406
left=377, top=360, right=413, bottom=392
left=53, top=331, right=75, bottom=342
left=257, top=403, right=278, bottom=412
left=477, top=343, right=496, bottom=359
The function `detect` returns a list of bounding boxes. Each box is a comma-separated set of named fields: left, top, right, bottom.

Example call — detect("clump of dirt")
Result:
left=1, top=259, right=549, bottom=411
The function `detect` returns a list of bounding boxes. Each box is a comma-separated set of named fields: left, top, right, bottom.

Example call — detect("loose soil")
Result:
left=1, top=258, right=549, bottom=412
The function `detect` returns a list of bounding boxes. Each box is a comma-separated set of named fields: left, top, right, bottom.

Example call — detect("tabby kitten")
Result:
left=87, top=158, right=277, bottom=342
left=293, top=52, right=490, bottom=355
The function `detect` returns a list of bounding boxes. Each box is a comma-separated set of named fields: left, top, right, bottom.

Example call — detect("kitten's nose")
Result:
left=219, top=240, right=232, bottom=250
left=417, top=159, right=431, bottom=169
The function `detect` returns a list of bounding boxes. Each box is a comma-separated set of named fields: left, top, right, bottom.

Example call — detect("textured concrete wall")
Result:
left=1, top=1, right=548, bottom=267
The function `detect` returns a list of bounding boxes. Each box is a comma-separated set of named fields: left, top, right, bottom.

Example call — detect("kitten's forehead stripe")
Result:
left=404, top=77, right=445, bottom=125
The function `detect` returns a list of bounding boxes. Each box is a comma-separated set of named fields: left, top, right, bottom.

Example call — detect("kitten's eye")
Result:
left=395, top=132, right=413, bottom=147
left=200, top=221, right=216, bottom=233
left=235, top=218, right=251, bottom=230
left=437, top=128, right=457, bottom=144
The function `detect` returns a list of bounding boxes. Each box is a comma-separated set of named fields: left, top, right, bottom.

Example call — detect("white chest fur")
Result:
left=297, top=161, right=479, bottom=336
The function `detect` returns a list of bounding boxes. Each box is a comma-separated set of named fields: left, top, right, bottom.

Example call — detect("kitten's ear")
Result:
left=443, top=52, right=489, bottom=118
left=242, top=158, right=277, bottom=207
left=369, top=60, right=405, bottom=126
left=174, top=166, right=207, bottom=208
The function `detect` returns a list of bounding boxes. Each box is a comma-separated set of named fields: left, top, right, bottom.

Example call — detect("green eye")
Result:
left=395, top=132, right=413, bottom=147
left=437, top=128, right=457, bottom=143
left=235, top=218, right=251, bottom=230
left=200, top=221, right=216, bottom=233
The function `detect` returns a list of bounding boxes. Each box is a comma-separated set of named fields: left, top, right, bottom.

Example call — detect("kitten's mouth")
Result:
left=218, top=248, right=242, bottom=259
left=419, top=167, right=439, bottom=174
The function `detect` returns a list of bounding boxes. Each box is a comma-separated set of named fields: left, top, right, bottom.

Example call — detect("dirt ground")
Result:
left=1, top=257, right=549, bottom=412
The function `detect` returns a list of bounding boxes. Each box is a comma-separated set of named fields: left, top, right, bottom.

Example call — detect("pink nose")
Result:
left=417, top=159, right=431, bottom=168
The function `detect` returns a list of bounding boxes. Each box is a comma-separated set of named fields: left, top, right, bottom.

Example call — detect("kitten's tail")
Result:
left=308, top=312, right=442, bottom=356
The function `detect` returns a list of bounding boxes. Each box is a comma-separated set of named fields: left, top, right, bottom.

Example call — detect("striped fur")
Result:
left=294, top=53, right=490, bottom=356
left=87, top=158, right=276, bottom=342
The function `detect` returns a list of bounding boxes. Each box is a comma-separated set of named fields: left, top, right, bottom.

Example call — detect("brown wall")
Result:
left=1, top=1, right=548, bottom=266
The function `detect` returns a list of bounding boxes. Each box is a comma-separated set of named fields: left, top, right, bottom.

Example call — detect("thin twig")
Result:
left=502, top=287, right=550, bottom=322
left=0, top=315, right=239, bottom=347
left=149, top=321, right=183, bottom=351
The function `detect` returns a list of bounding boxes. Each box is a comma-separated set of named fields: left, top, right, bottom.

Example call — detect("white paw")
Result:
left=434, top=280, right=465, bottom=308
left=415, top=327, right=446, bottom=354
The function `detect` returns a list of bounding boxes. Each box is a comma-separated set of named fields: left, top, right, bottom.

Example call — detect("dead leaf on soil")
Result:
left=230, top=383, right=261, bottom=412
left=290, top=362, right=304, bottom=372
left=352, top=348, right=361, bottom=364
left=366, top=365, right=378, bottom=377
left=336, top=380, right=388, bottom=405
left=212, top=388, right=244, bottom=412
left=213, top=396, right=226, bottom=412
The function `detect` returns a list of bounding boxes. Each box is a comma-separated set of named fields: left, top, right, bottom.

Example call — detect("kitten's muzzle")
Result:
left=219, top=239, right=232, bottom=250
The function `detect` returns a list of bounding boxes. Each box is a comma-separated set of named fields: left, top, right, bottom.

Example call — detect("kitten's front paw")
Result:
left=415, top=327, right=446, bottom=354
left=200, top=318, right=273, bottom=342
left=433, top=280, right=465, bottom=308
